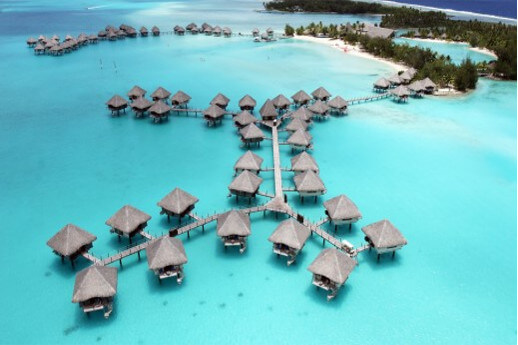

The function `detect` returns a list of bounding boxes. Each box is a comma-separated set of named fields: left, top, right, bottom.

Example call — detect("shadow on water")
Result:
left=48, top=257, right=91, bottom=279
left=304, top=282, right=351, bottom=308
left=214, top=238, right=250, bottom=260
left=359, top=250, right=404, bottom=271
left=145, top=269, right=187, bottom=295
left=71, top=299, right=118, bottom=333
left=266, top=249, right=307, bottom=271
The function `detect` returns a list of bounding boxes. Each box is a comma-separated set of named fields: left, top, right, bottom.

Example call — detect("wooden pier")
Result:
left=346, top=93, right=390, bottom=105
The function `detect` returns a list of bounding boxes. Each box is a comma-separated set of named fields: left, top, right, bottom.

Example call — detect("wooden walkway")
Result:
left=81, top=252, right=102, bottom=265
left=346, top=93, right=390, bottom=105
left=270, top=125, right=284, bottom=198
left=98, top=241, right=150, bottom=266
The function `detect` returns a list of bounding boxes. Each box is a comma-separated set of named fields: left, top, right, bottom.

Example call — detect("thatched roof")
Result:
left=149, top=100, right=171, bottom=115
left=289, top=107, right=313, bottom=122
left=72, top=266, right=118, bottom=303
left=328, top=96, right=348, bottom=110
left=131, top=97, right=153, bottom=111
left=364, top=26, right=394, bottom=39
left=27, top=37, right=37, bottom=44
left=203, top=104, right=226, bottom=119
left=294, top=170, right=325, bottom=192
left=234, top=110, right=257, bottom=127
left=390, top=85, right=410, bottom=97
left=151, top=87, right=171, bottom=100
left=408, top=80, right=425, bottom=92
left=374, top=77, right=391, bottom=89
left=217, top=210, right=251, bottom=237
left=287, top=129, right=312, bottom=147
left=239, top=123, right=265, bottom=140
left=152, top=26, right=160, bottom=33
left=421, top=77, right=436, bottom=89
left=47, top=224, right=96, bottom=256
left=388, top=74, right=402, bottom=84
left=272, top=94, right=291, bottom=108
left=268, top=219, right=310, bottom=250
left=259, top=99, right=277, bottom=119
left=223, top=27, right=232, bottom=34
left=252, top=28, right=259, bottom=34
left=228, top=170, right=263, bottom=194
left=105, top=205, right=151, bottom=234
left=285, top=118, right=308, bottom=132
left=34, top=43, right=45, bottom=51
left=140, top=26, right=148, bottom=33
left=158, top=188, right=198, bottom=215
left=361, top=219, right=407, bottom=249
left=238, top=95, right=257, bottom=109
left=291, top=151, right=318, bottom=173
left=186, top=23, right=197, bottom=30
left=127, top=85, right=146, bottom=97
left=106, top=95, right=128, bottom=108
left=146, top=237, right=188, bottom=270
left=291, top=90, right=311, bottom=104
left=210, top=93, right=230, bottom=107
left=407, top=68, right=417, bottom=78
left=307, top=248, right=356, bottom=284
left=308, top=100, right=330, bottom=115
left=399, top=70, right=412, bottom=82
left=311, top=87, right=331, bottom=100
left=234, top=151, right=263, bottom=171
left=324, top=195, right=361, bottom=221
left=213, top=26, right=222, bottom=34
left=171, top=90, right=191, bottom=105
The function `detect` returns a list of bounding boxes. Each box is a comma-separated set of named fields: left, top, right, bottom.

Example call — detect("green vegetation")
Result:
left=284, top=24, right=295, bottom=36
left=264, top=0, right=391, bottom=14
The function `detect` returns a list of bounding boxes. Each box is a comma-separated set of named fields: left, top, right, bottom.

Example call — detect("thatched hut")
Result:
left=49, top=44, right=64, bottom=56
left=287, top=129, right=312, bottom=151
left=106, top=95, right=128, bottom=116
left=238, top=95, right=257, bottom=111
left=307, top=248, right=356, bottom=301
left=223, top=27, right=232, bottom=37
left=390, top=85, right=410, bottom=102
left=171, top=90, right=191, bottom=108
left=174, top=26, right=186, bottom=35
left=98, top=31, right=107, bottom=39
left=210, top=93, right=230, bottom=110
left=272, top=94, right=291, bottom=111
left=289, top=107, right=313, bottom=123
left=373, top=77, right=390, bottom=92
left=285, top=118, right=308, bottom=133
left=127, top=85, right=146, bottom=100
left=186, top=23, right=197, bottom=31
left=399, top=70, right=412, bottom=84
left=216, top=210, right=251, bottom=253
left=294, top=170, right=326, bottom=202
left=259, top=99, right=277, bottom=121
left=420, top=77, right=437, bottom=94
left=308, top=100, right=330, bottom=120
left=408, top=80, right=425, bottom=97
left=266, top=27, right=274, bottom=36
left=107, top=31, right=117, bottom=41
left=151, top=87, right=171, bottom=102
left=88, top=34, right=98, bottom=43
left=47, top=224, right=97, bottom=268
left=203, top=104, right=226, bottom=126
left=290, top=151, right=318, bottom=174
left=234, top=150, right=263, bottom=174
left=26, top=37, right=37, bottom=47
left=327, top=96, right=348, bottom=115
left=203, top=26, right=213, bottom=35
left=106, top=205, right=151, bottom=243
left=158, top=187, right=199, bottom=223
left=361, top=219, right=407, bottom=260
left=213, top=26, right=222, bottom=36
left=140, top=26, right=148, bottom=36
left=268, top=219, right=310, bottom=265
left=291, top=90, right=312, bottom=107
left=146, top=237, right=188, bottom=283
left=34, top=43, right=45, bottom=54
left=151, top=26, right=160, bottom=36
left=233, top=110, right=257, bottom=129
left=239, top=123, right=265, bottom=147
left=252, top=28, right=260, bottom=37
left=72, top=266, right=118, bottom=318
left=130, top=97, right=153, bottom=118
left=388, top=74, right=402, bottom=86
left=311, top=87, right=331, bottom=101
left=228, top=170, right=263, bottom=201
left=149, top=100, right=171, bottom=122
left=324, top=194, right=362, bottom=231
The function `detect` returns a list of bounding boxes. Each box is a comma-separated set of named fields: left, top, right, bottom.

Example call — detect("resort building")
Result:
left=388, top=74, right=403, bottom=86
left=373, top=77, right=391, bottom=92
left=290, top=151, right=319, bottom=174
left=294, top=170, right=326, bottom=202
left=259, top=99, right=278, bottom=121
left=238, top=94, right=257, bottom=111
left=323, top=194, right=362, bottom=231
left=291, top=90, right=312, bottom=106
left=72, top=266, right=118, bottom=318
left=311, top=87, right=331, bottom=101
left=47, top=224, right=97, bottom=268
left=149, top=100, right=171, bottom=122
left=228, top=170, right=263, bottom=201
left=328, top=96, right=349, bottom=115
left=210, top=93, right=230, bottom=110
left=421, top=77, right=437, bottom=94
left=239, top=123, right=265, bottom=147
left=216, top=210, right=251, bottom=253
left=268, top=219, right=311, bottom=265
left=234, top=150, right=263, bottom=175
left=146, top=237, right=188, bottom=284
left=171, top=90, right=192, bottom=108
left=151, top=87, right=171, bottom=102
left=26, top=37, right=37, bottom=47
left=233, top=110, right=257, bottom=129
left=361, top=219, right=407, bottom=260
left=390, top=85, right=411, bottom=102
left=285, top=118, right=308, bottom=133
left=105, top=205, right=151, bottom=244
left=203, top=104, right=226, bottom=126
left=408, top=80, right=425, bottom=97
left=151, top=26, right=160, bottom=36
left=127, top=85, right=147, bottom=100
left=272, top=94, right=291, bottom=111
left=287, top=129, right=312, bottom=151
left=289, top=106, right=313, bottom=123
left=308, top=100, right=330, bottom=120
left=307, top=248, right=356, bottom=301
left=140, top=26, right=148, bottom=36
left=106, top=95, right=128, bottom=116
left=157, top=187, right=199, bottom=223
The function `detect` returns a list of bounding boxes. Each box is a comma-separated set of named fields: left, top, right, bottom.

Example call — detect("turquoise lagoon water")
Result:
left=0, top=1, right=516, bottom=344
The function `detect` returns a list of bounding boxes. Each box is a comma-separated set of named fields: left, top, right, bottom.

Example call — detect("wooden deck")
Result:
left=346, top=93, right=390, bottom=105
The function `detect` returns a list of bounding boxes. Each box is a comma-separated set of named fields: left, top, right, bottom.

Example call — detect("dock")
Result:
left=346, top=93, right=390, bottom=105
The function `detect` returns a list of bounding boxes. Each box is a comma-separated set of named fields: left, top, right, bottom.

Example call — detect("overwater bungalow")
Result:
left=151, top=87, right=171, bottom=102
left=116, top=30, right=126, bottom=39
left=130, top=97, right=152, bottom=118
left=203, top=104, right=226, bottom=126
left=47, top=224, right=97, bottom=268
left=106, top=205, right=151, bottom=244
left=49, top=45, right=63, bottom=56
left=64, top=34, right=74, bottom=42
left=234, top=150, right=263, bottom=175
left=390, top=85, right=410, bottom=102
left=285, top=118, right=308, bottom=133
left=127, top=85, right=146, bottom=100
left=266, top=27, right=274, bottom=37
left=421, top=77, right=437, bottom=94
left=201, top=22, right=211, bottom=30
left=272, top=94, right=291, bottom=111
left=308, top=248, right=356, bottom=301
left=174, top=25, right=186, bottom=35
left=238, top=95, right=257, bottom=111
left=373, top=77, right=391, bottom=92
left=291, top=90, right=312, bottom=107
left=308, top=100, right=330, bottom=120
left=107, top=31, right=117, bottom=41
left=287, top=129, right=312, bottom=151
left=210, top=93, right=230, bottom=109
left=98, top=30, right=107, bottom=39
left=171, top=90, right=191, bottom=108
left=239, top=123, right=265, bottom=147
left=268, top=219, right=311, bottom=265
left=228, top=170, right=263, bottom=201
left=294, top=170, right=326, bottom=202
left=191, top=27, right=200, bottom=34
left=146, top=237, right=188, bottom=284
left=203, top=26, right=213, bottom=35
left=158, top=187, right=199, bottom=223
left=38, top=35, right=47, bottom=43
left=140, top=27, right=148, bottom=36
left=388, top=74, right=402, bottom=86
left=106, top=95, right=128, bottom=116
left=26, top=37, right=37, bottom=47
left=311, top=87, right=331, bottom=102
left=186, top=23, right=197, bottom=31
left=259, top=99, right=277, bottom=122
left=324, top=194, right=362, bottom=231
left=408, top=80, right=425, bottom=97
left=362, top=219, right=407, bottom=260
left=289, top=106, right=313, bottom=123
left=213, top=26, right=222, bottom=36
left=252, top=28, right=260, bottom=37
left=88, top=34, right=98, bottom=43
left=149, top=100, right=171, bottom=122
left=327, top=96, right=348, bottom=115
left=234, top=110, right=257, bottom=128
left=151, top=26, right=160, bottom=36
left=399, top=70, right=412, bottom=84
left=216, top=210, right=251, bottom=253
left=223, top=27, right=232, bottom=37
left=290, top=151, right=318, bottom=174
left=72, top=266, right=118, bottom=318
left=125, top=27, right=137, bottom=38
left=51, top=34, right=60, bottom=42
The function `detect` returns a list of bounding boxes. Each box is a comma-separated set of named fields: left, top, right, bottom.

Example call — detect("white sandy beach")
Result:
left=293, top=35, right=408, bottom=72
